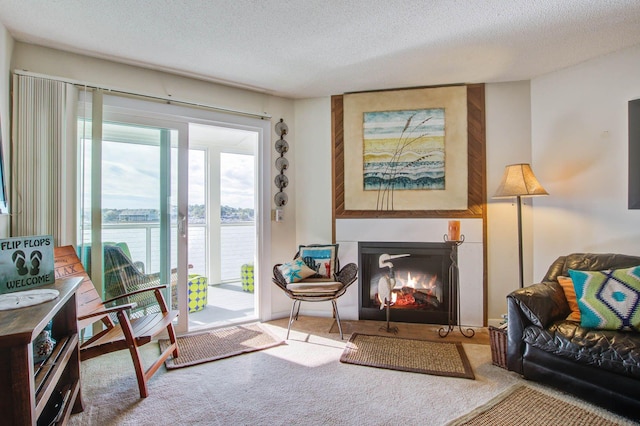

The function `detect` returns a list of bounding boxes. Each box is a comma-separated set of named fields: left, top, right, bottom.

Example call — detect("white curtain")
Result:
left=11, top=74, right=77, bottom=246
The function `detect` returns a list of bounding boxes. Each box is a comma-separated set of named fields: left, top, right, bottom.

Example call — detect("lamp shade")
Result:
left=493, top=163, right=548, bottom=198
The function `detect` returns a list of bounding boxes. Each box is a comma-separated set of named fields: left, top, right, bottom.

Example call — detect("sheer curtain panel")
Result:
left=11, top=74, right=77, bottom=245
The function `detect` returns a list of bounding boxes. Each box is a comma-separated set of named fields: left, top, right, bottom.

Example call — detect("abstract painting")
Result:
left=339, top=85, right=471, bottom=214
left=363, top=108, right=445, bottom=210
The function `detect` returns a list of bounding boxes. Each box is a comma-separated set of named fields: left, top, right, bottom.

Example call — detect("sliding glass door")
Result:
left=187, top=123, right=258, bottom=330
left=78, top=91, right=271, bottom=333
left=78, top=93, right=188, bottom=331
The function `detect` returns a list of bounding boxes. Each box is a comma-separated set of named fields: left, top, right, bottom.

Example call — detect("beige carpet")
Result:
left=341, top=333, right=474, bottom=379
left=447, top=384, right=633, bottom=425
left=158, top=323, right=284, bottom=369
left=68, top=316, right=635, bottom=425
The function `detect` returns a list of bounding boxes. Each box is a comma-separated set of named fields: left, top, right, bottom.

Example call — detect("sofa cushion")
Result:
left=286, top=280, right=343, bottom=295
left=569, top=266, right=640, bottom=331
left=523, top=320, right=640, bottom=379
left=557, top=276, right=581, bottom=322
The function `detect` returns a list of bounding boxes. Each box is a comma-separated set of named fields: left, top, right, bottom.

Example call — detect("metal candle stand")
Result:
left=438, top=234, right=475, bottom=338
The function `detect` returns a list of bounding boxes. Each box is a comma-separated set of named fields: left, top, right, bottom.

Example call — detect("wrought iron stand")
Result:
left=379, top=274, right=399, bottom=334
left=439, top=234, right=475, bottom=338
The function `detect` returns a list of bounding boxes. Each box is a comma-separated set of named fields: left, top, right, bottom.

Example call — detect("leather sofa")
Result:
left=507, top=253, right=640, bottom=419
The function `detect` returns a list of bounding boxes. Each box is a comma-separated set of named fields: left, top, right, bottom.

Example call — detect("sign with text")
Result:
left=0, top=235, right=54, bottom=294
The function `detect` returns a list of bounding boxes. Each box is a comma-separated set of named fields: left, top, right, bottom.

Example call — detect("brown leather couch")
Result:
left=507, top=253, right=640, bottom=420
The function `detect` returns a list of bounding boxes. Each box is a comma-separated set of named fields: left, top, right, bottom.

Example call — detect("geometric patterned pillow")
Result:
left=277, top=258, right=316, bottom=284
left=568, top=266, right=640, bottom=331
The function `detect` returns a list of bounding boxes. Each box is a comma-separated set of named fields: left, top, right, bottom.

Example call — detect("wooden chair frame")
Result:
left=54, top=245, right=179, bottom=398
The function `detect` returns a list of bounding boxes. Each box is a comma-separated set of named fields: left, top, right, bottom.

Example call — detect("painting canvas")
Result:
left=342, top=86, right=468, bottom=213
left=363, top=108, right=445, bottom=210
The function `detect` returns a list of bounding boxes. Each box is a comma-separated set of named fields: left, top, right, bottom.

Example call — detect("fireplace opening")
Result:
left=358, top=241, right=456, bottom=325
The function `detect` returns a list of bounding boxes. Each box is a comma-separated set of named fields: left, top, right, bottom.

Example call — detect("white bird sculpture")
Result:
left=377, top=253, right=410, bottom=309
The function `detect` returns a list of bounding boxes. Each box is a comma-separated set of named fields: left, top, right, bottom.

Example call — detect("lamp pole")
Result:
left=516, top=195, right=524, bottom=289
left=493, top=163, right=548, bottom=290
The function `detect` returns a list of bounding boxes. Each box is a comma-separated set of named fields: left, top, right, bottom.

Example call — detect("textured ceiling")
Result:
left=1, top=0, right=640, bottom=99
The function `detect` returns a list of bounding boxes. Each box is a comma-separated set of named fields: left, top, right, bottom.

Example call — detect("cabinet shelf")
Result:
left=35, top=333, right=79, bottom=417
left=0, top=277, right=83, bottom=425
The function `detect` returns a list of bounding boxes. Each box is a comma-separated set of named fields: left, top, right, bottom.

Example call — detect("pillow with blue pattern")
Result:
left=278, top=258, right=316, bottom=284
left=568, top=265, right=640, bottom=331
left=298, top=244, right=338, bottom=280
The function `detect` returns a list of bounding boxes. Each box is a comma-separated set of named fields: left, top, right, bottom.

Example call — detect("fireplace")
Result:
left=358, top=241, right=456, bottom=325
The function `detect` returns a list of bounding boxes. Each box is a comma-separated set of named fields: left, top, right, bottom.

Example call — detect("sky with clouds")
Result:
left=99, top=143, right=255, bottom=211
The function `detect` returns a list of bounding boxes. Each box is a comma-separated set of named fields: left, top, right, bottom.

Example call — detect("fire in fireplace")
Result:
left=358, top=241, right=456, bottom=325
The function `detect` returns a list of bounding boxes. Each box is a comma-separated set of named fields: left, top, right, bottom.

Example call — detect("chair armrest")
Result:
left=272, top=264, right=288, bottom=291
left=78, top=302, right=138, bottom=321
left=102, top=284, right=169, bottom=305
left=335, top=263, right=358, bottom=288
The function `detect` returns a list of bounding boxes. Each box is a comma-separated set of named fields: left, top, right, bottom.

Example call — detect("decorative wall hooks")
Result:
left=274, top=118, right=289, bottom=208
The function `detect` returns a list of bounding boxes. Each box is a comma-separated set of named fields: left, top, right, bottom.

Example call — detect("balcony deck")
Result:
left=188, top=281, right=256, bottom=330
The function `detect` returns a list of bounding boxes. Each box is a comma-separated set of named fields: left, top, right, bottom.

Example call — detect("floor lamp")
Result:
left=493, top=163, right=548, bottom=288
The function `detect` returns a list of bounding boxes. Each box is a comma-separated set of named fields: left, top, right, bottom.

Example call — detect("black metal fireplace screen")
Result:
left=358, top=241, right=456, bottom=325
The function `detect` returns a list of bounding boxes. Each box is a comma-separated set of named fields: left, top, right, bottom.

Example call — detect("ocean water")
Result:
left=363, top=160, right=445, bottom=190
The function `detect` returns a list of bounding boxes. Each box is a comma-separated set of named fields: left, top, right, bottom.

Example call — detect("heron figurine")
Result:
left=377, top=253, right=410, bottom=333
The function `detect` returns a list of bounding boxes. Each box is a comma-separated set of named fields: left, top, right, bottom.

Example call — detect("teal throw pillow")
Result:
left=278, top=258, right=316, bottom=284
left=568, top=266, right=640, bottom=331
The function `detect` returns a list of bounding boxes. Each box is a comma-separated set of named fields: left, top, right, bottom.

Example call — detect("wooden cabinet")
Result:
left=0, top=277, right=83, bottom=425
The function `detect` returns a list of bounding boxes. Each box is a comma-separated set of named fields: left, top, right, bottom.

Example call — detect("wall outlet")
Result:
left=273, top=208, right=284, bottom=222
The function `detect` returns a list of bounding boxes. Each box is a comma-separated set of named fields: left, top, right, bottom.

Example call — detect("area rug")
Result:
left=158, top=323, right=285, bottom=369
left=340, top=333, right=474, bottom=379
left=447, top=385, right=631, bottom=425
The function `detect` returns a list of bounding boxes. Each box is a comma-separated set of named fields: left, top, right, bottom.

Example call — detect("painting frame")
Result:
left=332, top=84, right=486, bottom=218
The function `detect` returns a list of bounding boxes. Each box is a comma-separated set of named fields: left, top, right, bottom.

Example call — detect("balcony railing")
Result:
left=84, top=221, right=255, bottom=283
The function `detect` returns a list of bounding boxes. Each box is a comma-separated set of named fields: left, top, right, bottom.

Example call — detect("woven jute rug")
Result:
left=340, top=333, right=474, bottom=379
left=159, top=323, right=284, bottom=369
left=447, top=385, right=630, bottom=425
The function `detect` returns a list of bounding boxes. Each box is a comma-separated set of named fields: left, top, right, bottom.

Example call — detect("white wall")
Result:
left=294, top=97, right=333, bottom=245
left=485, top=81, right=533, bottom=322
left=531, top=45, right=640, bottom=278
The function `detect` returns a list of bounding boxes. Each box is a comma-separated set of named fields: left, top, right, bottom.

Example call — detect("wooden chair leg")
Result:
left=117, top=311, right=149, bottom=398
left=167, top=322, right=179, bottom=358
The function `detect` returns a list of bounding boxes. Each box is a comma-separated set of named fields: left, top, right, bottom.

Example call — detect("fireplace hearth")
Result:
left=358, top=241, right=456, bottom=325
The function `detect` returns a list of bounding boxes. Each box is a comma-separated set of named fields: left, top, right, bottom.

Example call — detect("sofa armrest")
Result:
left=507, top=281, right=568, bottom=328
left=505, top=281, right=569, bottom=374
left=506, top=295, right=528, bottom=374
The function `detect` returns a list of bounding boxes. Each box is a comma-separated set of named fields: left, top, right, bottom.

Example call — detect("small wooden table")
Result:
left=0, top=277, right=84, bottom=425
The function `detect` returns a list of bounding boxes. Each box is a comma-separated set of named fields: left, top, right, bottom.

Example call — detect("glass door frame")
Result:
left=101, top=109, right=189, bottom=333
left=81, top=92, right=272, bottom=333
